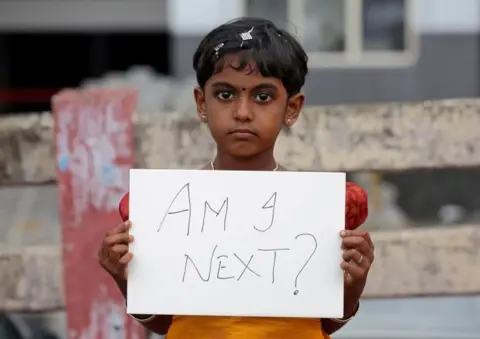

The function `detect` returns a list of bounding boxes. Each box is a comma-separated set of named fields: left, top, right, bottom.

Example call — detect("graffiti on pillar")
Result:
left=55, top=95, right=133, bottom=227
left=78, top=286, right=140, bottom=339
left=53, top=89, right=144, bottom=339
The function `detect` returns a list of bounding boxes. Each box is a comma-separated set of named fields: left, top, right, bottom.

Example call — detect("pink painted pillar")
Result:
left=52, top=89, right=146, bottom=339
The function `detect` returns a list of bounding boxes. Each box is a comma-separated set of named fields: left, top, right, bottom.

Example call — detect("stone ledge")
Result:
left=364, top=225, right=480, bottom=298
left=2, top=98, right=480, bottom=185
left=0, top=245, right=63, bottom=312
left=1, top=225, right=478, bottom=311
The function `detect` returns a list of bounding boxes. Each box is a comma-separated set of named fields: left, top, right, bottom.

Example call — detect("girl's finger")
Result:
left=342, top=229, right=375, bottom=249
left=344, top=271, right=354, bottom=285
left=106, top=221, right=132, bottom=236
left=119, top=252, right=133, bottom=265
left=104, top=233, right=133, bottom=246
left=111, top=244, right=129, bottom=255
left=342, top=249, right=364, bottom=265
left=341, top=261, right=365, bottom=280
left=342, top=236, right=371, bottom=255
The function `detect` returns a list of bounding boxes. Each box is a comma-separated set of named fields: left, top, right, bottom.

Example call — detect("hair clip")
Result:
left=240, top=26, right=254, bottom=47
left=213, top=42, right=224, bottom=58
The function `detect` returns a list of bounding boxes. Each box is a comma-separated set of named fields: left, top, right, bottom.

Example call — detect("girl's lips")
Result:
left=229, top=129, right=257, bottom=140
left=228, top=128, right=256, bottom=135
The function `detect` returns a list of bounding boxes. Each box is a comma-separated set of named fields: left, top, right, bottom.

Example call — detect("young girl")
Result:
left=98, top=17, right=375, bottom=339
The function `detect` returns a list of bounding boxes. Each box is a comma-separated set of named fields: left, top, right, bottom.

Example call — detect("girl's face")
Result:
left=194, top=55, right=304, bottom=160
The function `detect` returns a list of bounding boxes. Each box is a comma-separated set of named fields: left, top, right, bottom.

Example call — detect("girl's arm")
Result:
left=117, top=194, right=173, bottom=334
left=115, top=279, right=173, bottom=335
left=132, top=315, right=173, bottom=335
left=321, top=298, right=359, bottom=335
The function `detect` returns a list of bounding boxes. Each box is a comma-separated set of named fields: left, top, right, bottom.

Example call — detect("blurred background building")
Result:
left=1, top=0, right=480, bottom=114
left=0, top=1, right=479, bottom=338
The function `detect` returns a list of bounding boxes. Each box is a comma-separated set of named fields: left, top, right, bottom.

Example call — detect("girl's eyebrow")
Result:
left=211, top=81, right=235, bottom=89
left=253, top=83, right=278, bottom=91
left=211, top=82, right=278, bottom=91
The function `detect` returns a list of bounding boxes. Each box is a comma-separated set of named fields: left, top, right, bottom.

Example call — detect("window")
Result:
left=244, top=0, right=418, bottom=68
left=245, top=0, right=289, bottom=30
left=363, top=0, right=406, bottom=51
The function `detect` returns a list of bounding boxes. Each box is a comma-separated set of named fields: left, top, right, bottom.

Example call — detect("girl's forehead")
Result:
left=209, top=68, right=281, bottom=90
left=209, top=58, right=282, bottom=89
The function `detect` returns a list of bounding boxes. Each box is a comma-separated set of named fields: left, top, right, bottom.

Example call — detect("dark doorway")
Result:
left=0, top=31, right=171, bottom=114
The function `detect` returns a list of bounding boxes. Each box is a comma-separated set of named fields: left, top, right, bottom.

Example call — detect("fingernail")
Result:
left=125, top=221, right=132, bottom=227
left=340, top=230, right=346, bottom=237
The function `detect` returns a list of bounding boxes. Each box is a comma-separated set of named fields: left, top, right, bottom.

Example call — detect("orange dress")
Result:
left=166, top=315, right=330, bottom=339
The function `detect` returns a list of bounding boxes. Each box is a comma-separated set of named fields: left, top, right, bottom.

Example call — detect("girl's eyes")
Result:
left=215, top=91, right=273, bottom=103
left=254, top=93, right=272, bottom=103
left=216, top=91, right=234, bottom=101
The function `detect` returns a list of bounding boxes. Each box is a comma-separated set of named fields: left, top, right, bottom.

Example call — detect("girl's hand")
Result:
left=340, top=228, right=375, bottom=302
left=98, top=221, right=134, bottom=281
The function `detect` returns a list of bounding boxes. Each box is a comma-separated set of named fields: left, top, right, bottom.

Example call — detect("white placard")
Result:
left=127, top=169, right=345, bottom=318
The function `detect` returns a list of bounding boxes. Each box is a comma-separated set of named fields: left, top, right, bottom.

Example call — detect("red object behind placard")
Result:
left=345, top=182, right=368, bottom=230
left=119, top=182, right=368, bottom=229
left=119, top=192, right=130, bottom=222
left=53, top=89, right=145, bottom=339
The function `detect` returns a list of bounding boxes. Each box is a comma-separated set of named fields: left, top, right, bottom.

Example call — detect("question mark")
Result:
left=293, top=233, right=318, bottom=296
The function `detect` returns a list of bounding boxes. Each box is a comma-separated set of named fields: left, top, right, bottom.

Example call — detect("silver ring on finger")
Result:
left=357, top=255, right=364, bottom=265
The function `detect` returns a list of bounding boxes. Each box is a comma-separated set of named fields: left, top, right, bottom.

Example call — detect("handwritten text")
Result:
left=158, top=182, right=318, bottom=295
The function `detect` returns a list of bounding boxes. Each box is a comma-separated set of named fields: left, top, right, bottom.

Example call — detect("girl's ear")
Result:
left=194, top=87, right=208, bottom=123
left=284, top=92, right=305, bottom=127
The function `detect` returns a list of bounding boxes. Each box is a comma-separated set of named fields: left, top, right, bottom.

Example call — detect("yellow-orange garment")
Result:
left=166, top=315, right=331, bottom=339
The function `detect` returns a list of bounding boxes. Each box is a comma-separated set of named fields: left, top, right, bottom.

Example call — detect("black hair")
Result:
left=192, top=17, right=308, bottom=97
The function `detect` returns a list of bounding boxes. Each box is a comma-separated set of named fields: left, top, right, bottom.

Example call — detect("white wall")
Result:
left=0, top=0, right=167, bottom=31
left=167, top=0, right=243, bottom=35
left=412, top=0, right=480, bottom=33
left=167, top=0, right=480, bottom=36
left=1, top=0, right=479, bottom=35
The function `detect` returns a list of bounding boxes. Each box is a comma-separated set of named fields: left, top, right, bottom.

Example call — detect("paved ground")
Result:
left=8, top=296, right=480, bottom=339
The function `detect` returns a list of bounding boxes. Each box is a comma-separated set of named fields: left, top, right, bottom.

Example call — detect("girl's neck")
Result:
left=212, top=150, right=277, bottom=171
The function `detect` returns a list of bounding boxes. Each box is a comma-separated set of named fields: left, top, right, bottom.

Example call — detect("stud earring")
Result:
left=201, top=115, right=207, bottom=122
left=286, top=118, right=292, bottom=126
